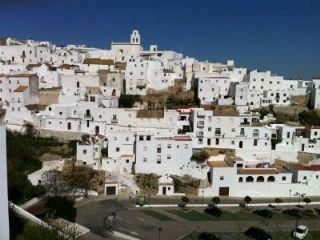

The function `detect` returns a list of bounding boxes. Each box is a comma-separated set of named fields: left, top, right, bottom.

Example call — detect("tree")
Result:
left=119, top=94, right=141, bottom=108
left=23, top=122, right=38, bottom=137
left=303, top=198, right=311, bottom=206
left=211, top=196, right=220, bottom=206
left=191, top=150, right=209, bottom=163
left=181, top=196, right=190, bottom=204
left=244, top=196, right=252, bottom=207
left=274, top=197, right=282, bottom=206
left=46, top=196, right=77, bottom=222
left=64, top=166, right=94, bottom=197
left=42, top=170, right=69, bottom=196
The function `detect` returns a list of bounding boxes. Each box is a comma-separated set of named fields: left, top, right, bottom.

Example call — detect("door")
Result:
left=67, top=122, right=71, bottom=130
left=162, top=186, right=166, bottom=195
left=106, top=186, right=116, bottom=195
left=239, top=141, right=243, bottom=149
left=95, top=126, right=100, bottom=134
left=219, top=187, right=229, bottom=196
left=301, top=144, right=305, bottom=152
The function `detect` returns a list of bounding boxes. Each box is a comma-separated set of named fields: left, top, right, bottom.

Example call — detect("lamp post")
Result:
left=293, top=192, right=306, bottom=229
left=202, top=190, right=204, bottom=205
left=135, top=190, right=138, bottom=205
left=158, top=227, right=162, bottom=240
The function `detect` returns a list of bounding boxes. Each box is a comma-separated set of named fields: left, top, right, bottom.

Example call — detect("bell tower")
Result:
left=130, top=30, right=141, bottom=45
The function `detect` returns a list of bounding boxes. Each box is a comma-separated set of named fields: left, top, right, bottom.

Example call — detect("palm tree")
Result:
left=244, top=196, right=252, bottom=207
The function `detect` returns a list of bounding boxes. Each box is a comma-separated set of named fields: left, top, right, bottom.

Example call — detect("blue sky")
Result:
left=0, top=0, right=319, bottom=79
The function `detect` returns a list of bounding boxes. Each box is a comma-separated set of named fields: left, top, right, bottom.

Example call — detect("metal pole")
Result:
left=158, top=227, right=162, bottom=240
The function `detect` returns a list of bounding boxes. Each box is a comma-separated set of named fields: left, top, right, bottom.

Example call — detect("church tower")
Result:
left=130, top=30, right=141, bottom=45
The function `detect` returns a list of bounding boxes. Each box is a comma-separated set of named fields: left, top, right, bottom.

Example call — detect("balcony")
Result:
left=197, top=110, right=205, bottom=118
left=197, top=121, right=204, bottom=128
left=136, top=80, right=147, bottom=89
left=111, top=118, right=118, bottom=124
left=196, top=131, right=204, bottom=138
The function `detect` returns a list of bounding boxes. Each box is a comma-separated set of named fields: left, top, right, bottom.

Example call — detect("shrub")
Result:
left=299, top=110, right=320, bottom=126
left=191, top=150, right=209, bottom=163
left=274, top=197, right=282, bottom=206
left=135, top=174, right=159, bottom=194
left=303, top=197, right=311, bottom=206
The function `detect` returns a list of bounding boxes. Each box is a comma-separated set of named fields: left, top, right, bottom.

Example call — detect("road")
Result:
left=76, top=198, right=320, bottom=240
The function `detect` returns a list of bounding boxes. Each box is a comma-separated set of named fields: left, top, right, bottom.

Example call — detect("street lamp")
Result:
left=158, top=227, right=162, bottom=240
left=293, top=192, right=306, bottom=229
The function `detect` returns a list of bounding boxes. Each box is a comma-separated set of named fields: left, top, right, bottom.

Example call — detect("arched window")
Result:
left=267, top=176, right=275, bottom=182
left=253, top=129, right=259, bottom=138
left=246, top=176, right=254, bottom=182
left=239, top=177, right=243, bottom=183
left=257, top=176, right=264, bottom=182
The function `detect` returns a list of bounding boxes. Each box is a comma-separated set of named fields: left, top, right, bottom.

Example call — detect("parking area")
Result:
left=76, top=199, right=320, bottom=240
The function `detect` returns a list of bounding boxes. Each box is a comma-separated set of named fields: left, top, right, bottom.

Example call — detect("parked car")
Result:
left=292, top=225, right=308, bottom=239
left=204, top=206, right=222, bottom=217
left=252, top=209, right=273, bottom=219
left=198, top=232, right=219, bottom=240
left=282, top=208, right=302, bottom=218
left=314, top=208, right=320, bottom=215
left=244, top=227, right=272, bottom=240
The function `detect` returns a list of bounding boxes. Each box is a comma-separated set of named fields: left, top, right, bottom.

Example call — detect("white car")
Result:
left=292, top=225, right=308, bottom=239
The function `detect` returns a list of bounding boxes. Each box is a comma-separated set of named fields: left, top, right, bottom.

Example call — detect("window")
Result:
left=157, top=145, right=161, bottom=153
left=116, top=147, right=120, bottom=152
left=267, top=176, right=275, bottom=182
left=220, top=176, right=224, bottom=181
left=215, top=138, right=219, bottom=145
left=146, top=135, right=151, bottom=141
left=239, top=177, right=243, bottom=182
left=287, top=132, right=290, bottom=138
left=254, top=139, right=258, bottom=146
left=207, top=138, right=211, bottom=146
left=303, top=176, right=307, bottom=180
left=143, top=157, right=147, bottom=162
left=253, top=129, right=259, bottom=137
left=184, top=144, right=189, bottom=149
left=246, top=176, right=254, bottom=182
left=83, top=150, right=87, bottom=154
left=282, top=176, right=287, bottom=181
left=139, top=135, right=144, bottom=141
left=167, top=144, right=172, bottom=149
left=126, top=159, right=129, bottom=163
left=167, top=155, right=171, bottom=160
left=215, top=128, right=221, bottom=135
left=257, top=176, right=264, bottom=182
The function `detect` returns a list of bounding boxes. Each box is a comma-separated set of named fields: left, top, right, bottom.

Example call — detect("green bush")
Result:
left=191, top=150, right=209, bottom=163
left=119, top=94, right=141, bottom=108
left=299, top=110, right=320, bottom=126
left=17, top=223, right=69, bottom=240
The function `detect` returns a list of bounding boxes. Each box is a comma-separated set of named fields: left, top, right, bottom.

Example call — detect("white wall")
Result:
left=0, top=125, right=9, bottom=240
